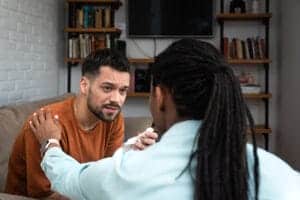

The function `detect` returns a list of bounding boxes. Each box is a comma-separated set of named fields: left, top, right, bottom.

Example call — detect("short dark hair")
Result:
left=82, top=49, right=130, bottom=78
left=151, top=38, right=259, bottom=200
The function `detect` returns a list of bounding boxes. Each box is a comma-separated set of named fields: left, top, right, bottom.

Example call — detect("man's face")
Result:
left=85, top=66, right=130, bottom=122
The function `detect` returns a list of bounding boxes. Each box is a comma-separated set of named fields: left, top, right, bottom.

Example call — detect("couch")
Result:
left=0, top=93, right=152, bottom=199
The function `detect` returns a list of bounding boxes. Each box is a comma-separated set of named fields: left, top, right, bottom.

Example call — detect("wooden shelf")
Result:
left=64, top=27, right=121, bottom=33
left=251, top=125, right=272, bottom=135
left=244, top=93, right=272, bottom=99
left=65, top=57, right=155, bottom=64
left=66, top=0, right=122, bottom=8
left=227, top=59, right=271, bottom=64
left=128, top=92, right=271, bottom=99
left=65, top=58, right=83, bottom=64
left=216, top=13, right=272, bottom=21
left=127, top=92, right=149, bottom=97
left=128, top=58, right=154, bottom=64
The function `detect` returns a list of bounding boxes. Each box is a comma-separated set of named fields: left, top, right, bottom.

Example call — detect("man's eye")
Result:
left=120, top=88, right=128, bottom=95
left=102, top=86, right=112, bottom=92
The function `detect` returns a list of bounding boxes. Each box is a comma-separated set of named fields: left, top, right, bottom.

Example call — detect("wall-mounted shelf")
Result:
left=127, top=92, right=149, bottom=97
left=66, top=0, right=122, bottom=9
left=216, top=13, right=272, bottom=21
left=128, top=58, right=154, bottom=64
left=244, top=93, right=272, bottom=99
left=250, top=125, right=272, bottom=135
left=228, top=59, right=271, bottom=64
left=64, top=27, right=121, bottom=33
left=128, top=92, right=272, bottom=100
left=65, top=58, right=83, bottom=64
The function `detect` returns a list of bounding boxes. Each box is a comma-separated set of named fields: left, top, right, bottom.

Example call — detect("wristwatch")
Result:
left=40, top=138, right=60, bottom=156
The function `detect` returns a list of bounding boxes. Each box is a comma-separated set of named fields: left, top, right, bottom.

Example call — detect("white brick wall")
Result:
left=0, top=0, right=65, bottom=106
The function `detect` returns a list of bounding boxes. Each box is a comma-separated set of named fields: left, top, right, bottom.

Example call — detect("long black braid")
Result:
left=150, top=39, right=259, bottom=200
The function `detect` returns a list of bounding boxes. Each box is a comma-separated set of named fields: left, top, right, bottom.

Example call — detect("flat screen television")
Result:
left=127, top=0, right=214, bottom=38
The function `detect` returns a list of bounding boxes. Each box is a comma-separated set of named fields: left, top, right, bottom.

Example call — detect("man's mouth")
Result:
left=103, top=105, right=120, bottom=113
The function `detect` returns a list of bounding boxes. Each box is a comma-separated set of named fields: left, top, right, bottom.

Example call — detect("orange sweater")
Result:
left=5, top=97, right=124, bottom=198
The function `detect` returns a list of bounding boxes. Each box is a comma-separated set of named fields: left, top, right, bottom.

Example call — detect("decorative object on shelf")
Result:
left=134, top=68, right=150, bottom=93
left=250, top=0, right=260, bottom=13
left=241, top=84, right=261, bottom=94
left=229, top=0, right=246, bottom=13
left=238, top=71, right=261, bottom=94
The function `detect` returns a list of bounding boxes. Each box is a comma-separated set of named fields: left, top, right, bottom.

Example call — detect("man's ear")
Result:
left=80, top=76, right=90, bottom=95
left=154, top=86, right=166, bottom=112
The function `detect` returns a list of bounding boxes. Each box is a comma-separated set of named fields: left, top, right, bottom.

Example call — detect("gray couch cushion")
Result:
left=0, top=93, right=74, bottom=192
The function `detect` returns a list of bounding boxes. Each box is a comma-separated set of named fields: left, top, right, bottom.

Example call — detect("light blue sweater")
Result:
left=41, top=120, right=300, bottom=200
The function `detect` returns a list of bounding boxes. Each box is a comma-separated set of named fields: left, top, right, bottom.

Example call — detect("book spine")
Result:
left=76, top=8, right=84, bottom=28
left=260, top=38, right=266, bottom=58
left=106, top=34, right=111, bottom=49
left=69, top=3, right=77, bottom=28
left=104, top=7, right=111, bottom=28
left=95, top=7, right=103, bottom=28
left=222, top=37, right=230, bottom=59
left=83, top=6, right=89, bottom=28
left=236, top=38, right=243, bottom=59
left=246, top=38, right=254, bottom=59
left=68, top=38, right=73, bottom=58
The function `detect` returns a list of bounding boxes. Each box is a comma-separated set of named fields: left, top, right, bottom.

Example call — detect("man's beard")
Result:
left=87, top=100, right=121, bottom=122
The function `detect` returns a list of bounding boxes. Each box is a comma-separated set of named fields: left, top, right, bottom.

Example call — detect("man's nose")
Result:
left=109, top=90, right=121, bottom=103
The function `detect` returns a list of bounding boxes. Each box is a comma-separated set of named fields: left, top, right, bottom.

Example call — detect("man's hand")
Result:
left=131, top=128, right=158, bottom=150
left=29, top=108, right=62, bottom=145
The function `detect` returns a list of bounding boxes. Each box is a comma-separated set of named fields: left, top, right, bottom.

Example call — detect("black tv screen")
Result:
left=127, top=0, right=214, bottom=38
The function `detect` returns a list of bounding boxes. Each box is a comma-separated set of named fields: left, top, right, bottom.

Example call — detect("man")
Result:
left=5, top=49, right=156, bottom=199
left=31, top=39, right=300, bottom=200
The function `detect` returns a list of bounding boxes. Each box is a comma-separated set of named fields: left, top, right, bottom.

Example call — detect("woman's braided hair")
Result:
left=150, top=39, right=259, bottom=200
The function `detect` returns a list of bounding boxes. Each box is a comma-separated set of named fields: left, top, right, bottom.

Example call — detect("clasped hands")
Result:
left=29, top=108, right=158, bottom=152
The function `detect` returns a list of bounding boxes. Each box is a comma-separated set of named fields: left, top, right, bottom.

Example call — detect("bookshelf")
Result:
left=218, top=0, right=271, bottom=149
left=64, top=0, right=122, bottom=92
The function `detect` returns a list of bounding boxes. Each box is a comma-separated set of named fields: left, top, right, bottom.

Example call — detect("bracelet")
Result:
left=40, top=138, right=60, bottom=157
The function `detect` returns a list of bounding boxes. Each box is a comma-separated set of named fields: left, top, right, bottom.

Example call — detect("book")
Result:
left=68, top=38, right=73, bottom=58
left=95, top=34, right=106, bottom=50
left=76, top=8, right=84, bottom=28
left=69, top=3, right=77, bottom=28
left=242, top=40, right=250, bottom=59
left=222, top=37, right=230, bottom=59
left=236, top=38, right=243, bottom=59
left=231, top=38, right=237, bottom=59
left=258, top=37, right=266, bottom=59
left=246, top=37, right=254, bottom=59
left=106, top=34, right=111, bottom=48
left=104, top=7, right=111, bottom=28
left=83, top=6, right=90, bottom=28
left=95, top=7, right=103, bottom=28
left=254, top=37, right=261, bottom=59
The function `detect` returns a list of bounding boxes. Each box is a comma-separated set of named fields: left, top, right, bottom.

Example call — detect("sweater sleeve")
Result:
left=5, top=122, right=53, bottom=198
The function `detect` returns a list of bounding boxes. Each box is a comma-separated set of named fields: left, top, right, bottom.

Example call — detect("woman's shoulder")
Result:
left=246, top=144, right=300, bottom=199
